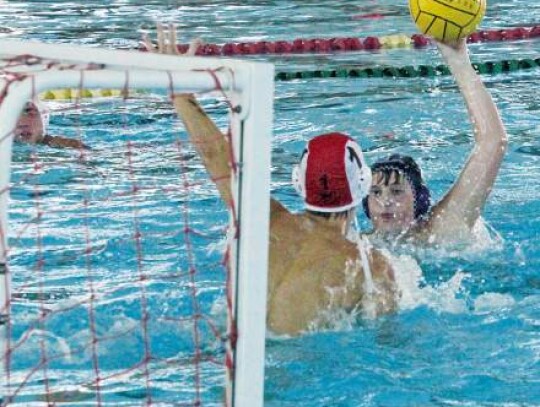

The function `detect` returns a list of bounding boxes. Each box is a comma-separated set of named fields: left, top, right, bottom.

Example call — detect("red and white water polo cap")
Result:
left=292, top=132, right=372, bottom=212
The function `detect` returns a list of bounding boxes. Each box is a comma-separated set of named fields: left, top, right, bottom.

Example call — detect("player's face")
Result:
left=14, top=103, right=44, bottom=144
left=368, top=170, right=415, bottom=234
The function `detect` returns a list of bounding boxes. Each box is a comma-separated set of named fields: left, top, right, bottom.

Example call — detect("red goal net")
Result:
left=0, top=40, right=273, bottom=406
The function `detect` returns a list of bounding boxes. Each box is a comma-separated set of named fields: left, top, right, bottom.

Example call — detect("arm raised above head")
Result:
left=142, top=24, right=233, bottom=203
left=172, top=94, right=234, bottom=204
left=143, top=24, right=283, bottom=214
left=429, top=39, right=507, bottom=231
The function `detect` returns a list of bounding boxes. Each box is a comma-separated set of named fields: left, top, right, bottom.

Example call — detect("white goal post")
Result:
left=0, top=39, right=273, bottom=406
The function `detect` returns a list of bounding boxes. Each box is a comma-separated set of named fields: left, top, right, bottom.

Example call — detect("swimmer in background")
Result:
left=364, top=39, right=507, bottom=246
left=14, top=101, right=88, bottom=149
left=143, top=25, right=398, bottom=335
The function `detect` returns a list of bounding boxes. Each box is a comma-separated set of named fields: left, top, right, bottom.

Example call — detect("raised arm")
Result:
left=428, top=39, right=507, bottom=232
left=142, top=24, right=233, bottom=202
left=172, top=94, right=233, bottom=203
left=143, top=24, right=285, bottom=212
left=172, top=93, right=290, bottom=214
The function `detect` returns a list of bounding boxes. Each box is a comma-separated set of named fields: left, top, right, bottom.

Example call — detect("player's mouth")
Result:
left=380, top=213, right=395, bottom=221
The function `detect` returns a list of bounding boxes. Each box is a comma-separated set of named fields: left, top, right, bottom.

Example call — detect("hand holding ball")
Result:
left=409, top=0, right=486, bottom=42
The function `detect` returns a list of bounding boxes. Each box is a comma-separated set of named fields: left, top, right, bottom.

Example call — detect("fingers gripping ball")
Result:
left=409, top=0, right=486, bottom=42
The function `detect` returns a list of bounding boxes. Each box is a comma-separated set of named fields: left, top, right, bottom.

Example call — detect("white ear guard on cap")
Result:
left=345, top=138, right=372, bottom=202
left=292, top=149, right=308, bottom=199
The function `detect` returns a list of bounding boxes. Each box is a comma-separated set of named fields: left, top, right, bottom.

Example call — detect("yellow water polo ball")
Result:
left=409, top=0, right=486, bottom=42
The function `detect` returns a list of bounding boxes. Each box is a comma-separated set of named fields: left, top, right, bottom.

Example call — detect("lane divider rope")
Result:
left=152, top=26, right=540, bottom=56
left=273, top=57, right=540, bottom=81
left=39, top=58, right=540, bottom=99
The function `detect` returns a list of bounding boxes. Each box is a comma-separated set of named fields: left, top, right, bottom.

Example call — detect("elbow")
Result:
left=486, top=128, right=508, bottom=156
left=496, top=120, right=508, bottom=150
left=489, top=136, right=507, bottom=161
left=474, top=131, right=507, bottom=162
left=498, top=131, right=508, bottom=154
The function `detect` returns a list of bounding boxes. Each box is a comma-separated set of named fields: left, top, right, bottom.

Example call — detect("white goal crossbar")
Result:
left=0, top=39, right=273, bottom=406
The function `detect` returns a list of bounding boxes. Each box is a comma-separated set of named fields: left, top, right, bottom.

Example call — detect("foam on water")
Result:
left=315, top=216, right=515, bottom=330
left=382, top=218, right=511, bottom=315
left=389, top=252, right=469, bottom=314
left=473, top=292, right=516, bottom=314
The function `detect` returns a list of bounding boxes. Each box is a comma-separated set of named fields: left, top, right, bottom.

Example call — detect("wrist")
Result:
left=173, top=93, right=196, bottom=101
left=445, top=57, right=476, bottom=77
left=443, top=53, right=472, bottom=68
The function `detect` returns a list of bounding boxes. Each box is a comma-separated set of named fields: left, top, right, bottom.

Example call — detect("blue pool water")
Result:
left=2, top=0, right=540, bottom=405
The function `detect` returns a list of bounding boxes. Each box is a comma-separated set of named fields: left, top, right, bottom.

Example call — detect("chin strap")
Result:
left=348, top=215, right=375, bottom=296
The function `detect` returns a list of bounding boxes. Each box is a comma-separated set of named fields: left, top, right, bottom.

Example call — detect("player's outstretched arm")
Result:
left=172, top=94, right=234, bottom=203
left=41, top=135, right=89, bottom=150
left=143, top=24, right=233, bottom=203
left=428, top=39, right=507, bottom=232
left=143, top=24, right=287, bottom=213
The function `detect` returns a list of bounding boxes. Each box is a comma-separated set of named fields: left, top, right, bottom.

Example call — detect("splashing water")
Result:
left=389, top=252, right=470, bottom=314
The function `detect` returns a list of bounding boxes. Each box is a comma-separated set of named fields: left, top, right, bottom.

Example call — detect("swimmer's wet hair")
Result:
left=363, top=154, right=431, bottom=219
